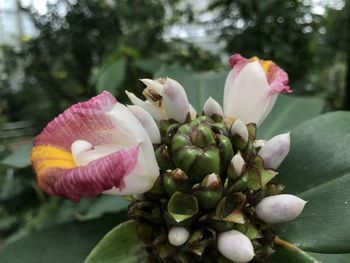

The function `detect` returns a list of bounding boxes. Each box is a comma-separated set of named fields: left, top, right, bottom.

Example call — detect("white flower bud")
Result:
left=255, top=194, right=307, bottom=224
left=127, top=105, right=161, bottom=144
left=258, top=132, right=290, bottom=169
left=163, top=78, right=190, bottom=123
left=203, top=97, right=224, bottom=117
left=217, top=230, right=254, bottom=263
left=230, top=119, right=248, bottom=143
left=203, top=173, right=220, bottom=188
left=168, top=227, right=190, bottom=246
left=231, top=152, right=245, bottom=177
left=139, top=78, right=163, bottom=94
left=189, top=104, right=197, bottom=120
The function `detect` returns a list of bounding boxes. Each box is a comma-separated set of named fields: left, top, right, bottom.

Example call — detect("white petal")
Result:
left=204, top=173, right=220, bottom=188
left=168, top=227, right=190, bottom=246
left=189, top=104, right=197, bottom=120
left=203, top=97, right=224, bottom=117
left=217, top=230, right=255, bottom=263
left=259, top=132, right=290, bottom=169
left=163, top=78, right=190, bottom=123
left=223, top=61, right=275, bottom=126
left=140, top=78, right=163, bottom=94
left=127, top=105, right=161, bottom=144
left=104, top=103, right=160, bottom=195
left=255, top=194, right=307, bottom=224
left=253, top=139, right=267, bottom=148
left=71, top=140, right=93, bottom=165
left=231, top=152, right=245, bottom=177
left=125, top=90, right=167, bottom=120
left=230, top=119, right=248, bottom=143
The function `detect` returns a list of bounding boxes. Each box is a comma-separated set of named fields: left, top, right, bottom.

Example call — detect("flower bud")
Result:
left=163, top=168, right=190, bottom=196
left=163, top=78, right=190, bottom=123
left=217, top=230, right=255, bottom=263
left=127, top=105, right=161, bottom=144
left=155, top=144, right=174, bottom=170
left=258, top=132, right=290, bottom=169
left=229, top=152, right=245, bottom=178
left=203, top=97, right=224, bottom=118
left=168, top=227, right=190, bottom=246
left=255, top=194, right=307, bottom=224
left=230, top=119, right=249, bottom=144
left=190, top=125, right=216, bottom=148
left=196, top=173, right=223, bottom=210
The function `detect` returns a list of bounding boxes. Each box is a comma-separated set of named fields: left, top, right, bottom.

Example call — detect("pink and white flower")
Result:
left=223, top=54, right=291, bottom=126
left=31, top=91, right=159, bottom=202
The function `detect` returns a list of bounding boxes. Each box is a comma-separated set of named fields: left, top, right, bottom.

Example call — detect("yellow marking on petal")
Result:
left=249, top=56, right=273, bottom=74
left=261, top=60, right=272, bottom=74
left=31, top=146, right=75, bottom=177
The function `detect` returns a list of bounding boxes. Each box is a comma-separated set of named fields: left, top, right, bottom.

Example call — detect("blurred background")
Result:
left=0, top=0, right=349, bottom=259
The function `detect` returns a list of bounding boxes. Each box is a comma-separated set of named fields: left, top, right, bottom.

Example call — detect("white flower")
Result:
left=126, top=77, right=197, bottom=123
left=217, top=230, right=255, bottom=263
left=168, top=227, right=190, bottom=246
left=223, top=54, right=291, bottom=126
left=231, top=152, right=245, bottom=177
left=255, top=194, right=307, bottom=224
left=203, top=97, right=224, bottom=117
left=258, top=132, right=291, bottom=169
left=230, top=119, right=249, bottom=143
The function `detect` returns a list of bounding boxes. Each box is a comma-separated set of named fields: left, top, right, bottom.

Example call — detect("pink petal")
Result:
left=267, top=63, right=292, bottom=95
left=39, top=145, right=140, bottom=202
left=33, top=91, right=119, bottom=151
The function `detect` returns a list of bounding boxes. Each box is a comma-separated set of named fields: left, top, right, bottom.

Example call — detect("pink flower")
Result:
left=224, top=54, right=291, bottom=126
left=31, top=91, right=159, bottom=202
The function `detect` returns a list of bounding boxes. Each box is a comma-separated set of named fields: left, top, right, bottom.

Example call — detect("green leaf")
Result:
left=85, top=220, right=145, bottom=263
left=1, top=143, right=32, bottom=168
left=309, top=252, right=350, bottom=263
left=269, top=247, right=350, bottom=263
left=0, top=214, right=128, bottom=263
left=276, top=112, right=350, bottom=253
left=268, top=245, right=319, bottom=263
left=258, top=95, right=324, bottom=139
left=96, top=58, right=126, bottom=94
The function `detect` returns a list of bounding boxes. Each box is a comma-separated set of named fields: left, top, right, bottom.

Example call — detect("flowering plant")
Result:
left=28, top=54, right=350, bottom=263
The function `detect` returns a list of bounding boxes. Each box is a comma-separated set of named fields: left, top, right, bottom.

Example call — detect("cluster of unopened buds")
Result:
left=31, top=54, right=307, bottom=263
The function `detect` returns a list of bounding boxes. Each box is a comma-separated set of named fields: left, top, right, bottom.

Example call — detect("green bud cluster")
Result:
left=129, top=115, right=284, bottom=263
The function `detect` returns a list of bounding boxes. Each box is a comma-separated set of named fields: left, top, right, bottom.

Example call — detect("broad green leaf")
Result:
left=258, top=95, right=324, bottom=139
left=309, top=252, right=350, bottom=263
left=276, top=112, right=350, bottom=253
left=268, top=245, right=319, bottom=263
left=96, top=58, right=126, bottom=94
left=271, top=250, right=350, bottom=263
left=0, top=214, right=128, bottom=263
left=1, top=143, right=32, bottom=168
left=85, top=220, right=145, bottom=263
